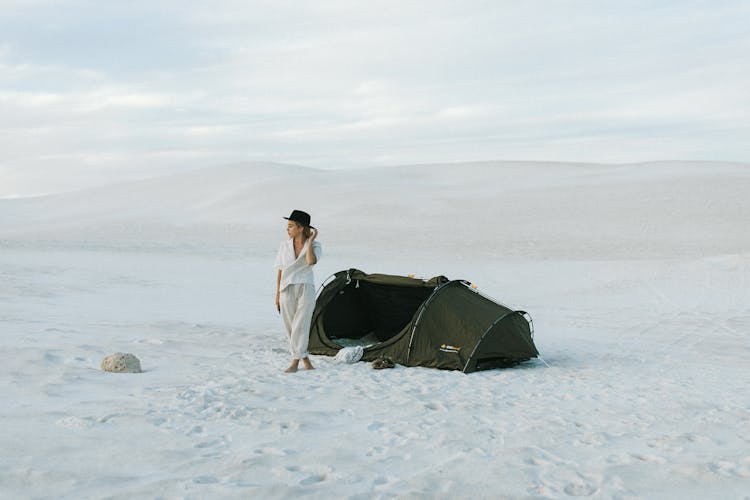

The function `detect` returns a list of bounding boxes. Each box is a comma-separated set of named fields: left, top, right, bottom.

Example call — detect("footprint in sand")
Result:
left=194, top=436, right=230, bottom=450
left=527, top=485, right=556, bottom=497
left=284, top=464, right=334, bottom=485
left=44, top=352, right=62, bottom=363
left=136, top=338, right=163, bottom=345
left=524, top=457, right=553, bottom=466
left=372, top=475, right=399, bottom=489
left=253, top=447, right=296, bottom=458
left=192, top=475, right=218, bottom=484
left=149, top=416, right=167, bottom=427
left=563, top=480, right=599, bottom=497
left=56, top=416, right=94, bottom=428
left=300, top=474, right=326, bottom=485
left=605, top=453, right=633, bottom=466
left=273, top=421, right=301, bottom=434
left=96, top=413, right=123, bottom=423
left=633, top=453, right=666, bottom=464
left=367, top=421, right=385, bottom=431
left=366, top=446, right=386, bottom=457
left=708, top=460, right=750, bottom=478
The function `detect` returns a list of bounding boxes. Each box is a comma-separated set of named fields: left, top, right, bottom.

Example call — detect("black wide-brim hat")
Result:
left=283, top=209, right=315, bottom=229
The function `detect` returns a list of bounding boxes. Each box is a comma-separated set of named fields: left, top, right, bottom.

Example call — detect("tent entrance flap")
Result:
left=323, top=281, right=433, bottom=345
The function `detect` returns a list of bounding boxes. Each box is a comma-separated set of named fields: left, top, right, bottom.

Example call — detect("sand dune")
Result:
left=3, top=160, right=748, bottom=259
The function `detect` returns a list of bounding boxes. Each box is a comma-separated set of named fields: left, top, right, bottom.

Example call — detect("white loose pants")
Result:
left=280, top=283, right=316, bottom=359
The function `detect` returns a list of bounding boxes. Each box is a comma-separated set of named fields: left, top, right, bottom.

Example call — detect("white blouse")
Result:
left=274, top=239, right=322, bottom=291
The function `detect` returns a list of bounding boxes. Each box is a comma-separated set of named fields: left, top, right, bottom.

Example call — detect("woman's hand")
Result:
left=275, top=291, right=280, bottom=313
left=305, top=229, right=319, bottom=265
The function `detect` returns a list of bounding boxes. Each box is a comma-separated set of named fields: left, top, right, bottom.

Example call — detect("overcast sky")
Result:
left=1, top=0, right=749, bottom=196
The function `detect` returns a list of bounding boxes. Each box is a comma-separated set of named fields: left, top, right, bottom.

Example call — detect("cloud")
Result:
left=0, top=90, right=63, bottom=107
left=1, top=0, right=749, bottom=196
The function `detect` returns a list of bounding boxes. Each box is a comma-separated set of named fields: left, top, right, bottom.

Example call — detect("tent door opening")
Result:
left=322, top=280, right=433, bottom=349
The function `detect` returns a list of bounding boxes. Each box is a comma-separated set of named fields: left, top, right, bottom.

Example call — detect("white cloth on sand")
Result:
left=334, top=346, right=364, bottom=364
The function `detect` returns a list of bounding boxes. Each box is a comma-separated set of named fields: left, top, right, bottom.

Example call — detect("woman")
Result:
left=274, top=210, right=321, bottom=373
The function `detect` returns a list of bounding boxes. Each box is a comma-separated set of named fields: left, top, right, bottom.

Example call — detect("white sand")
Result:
left=1, top=161, right=749, bottom=498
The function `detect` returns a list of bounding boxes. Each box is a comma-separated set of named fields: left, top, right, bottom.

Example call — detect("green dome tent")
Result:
left=309, top=269, right=539, bottom=373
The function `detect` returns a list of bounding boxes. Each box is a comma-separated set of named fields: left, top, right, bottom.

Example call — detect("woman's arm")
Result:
left=305, top=229, right=319, bottom=266
left=276, top=269, right=282, bottom=312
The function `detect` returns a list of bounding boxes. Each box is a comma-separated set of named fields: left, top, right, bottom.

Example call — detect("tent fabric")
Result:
left=308, top=269, right=539, bottom=373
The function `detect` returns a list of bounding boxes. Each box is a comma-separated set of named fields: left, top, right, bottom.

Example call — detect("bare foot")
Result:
left=302, top=358, right=315, bottom=370
left=284, top=361, right=299, bottom=373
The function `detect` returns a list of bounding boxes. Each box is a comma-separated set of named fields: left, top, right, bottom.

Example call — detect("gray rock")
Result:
left=101, top=352, right=142, bottom=373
